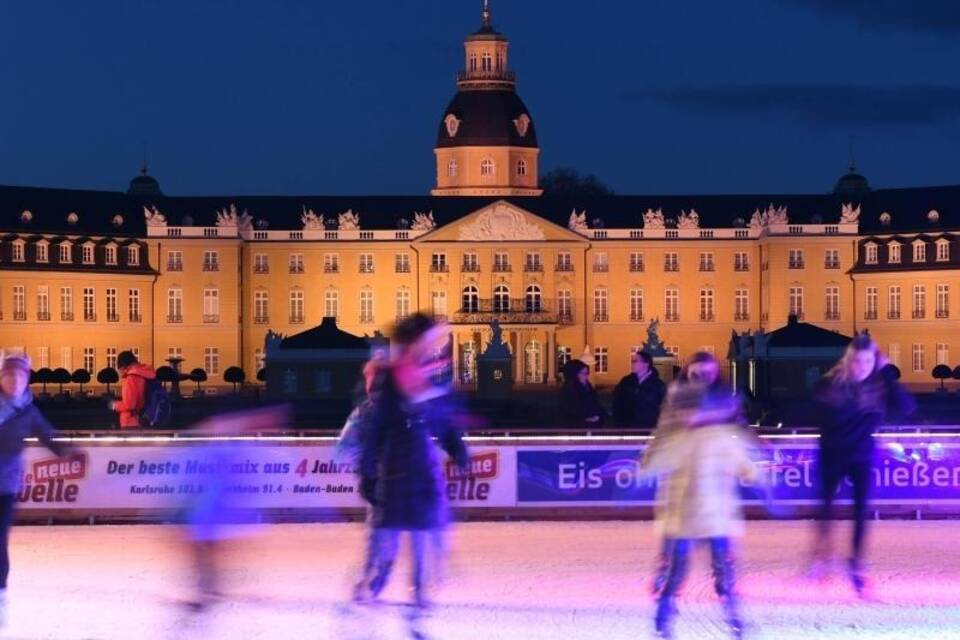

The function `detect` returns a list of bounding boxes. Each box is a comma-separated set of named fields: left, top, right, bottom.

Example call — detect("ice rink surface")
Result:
left=3, top=519, right=960, bottom=640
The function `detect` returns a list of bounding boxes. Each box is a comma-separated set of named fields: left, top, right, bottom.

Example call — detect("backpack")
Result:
left=139, top=378, right=172, bottom=428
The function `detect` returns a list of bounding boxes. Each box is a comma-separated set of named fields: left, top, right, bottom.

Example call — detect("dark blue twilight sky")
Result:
left=1, top=1, right=959, bottom=196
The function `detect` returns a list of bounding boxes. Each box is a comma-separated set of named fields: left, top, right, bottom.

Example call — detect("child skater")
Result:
left=642, top=352, right=757, bottom=639
left=0, top=353, right=75, bottom=625
left=352, top=314, right=469, bottom=610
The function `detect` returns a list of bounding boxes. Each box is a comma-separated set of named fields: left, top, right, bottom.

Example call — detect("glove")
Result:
left=360, top=477, right=378, bottom=505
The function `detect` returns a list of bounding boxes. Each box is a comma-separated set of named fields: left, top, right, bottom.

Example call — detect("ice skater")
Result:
left=0, top=353, right=75, bottom=625
left=810, top=334, right=915, bottom=595
left=641, top=352, right=756, bottom=639
left=352, top=313, right=469, bottom=610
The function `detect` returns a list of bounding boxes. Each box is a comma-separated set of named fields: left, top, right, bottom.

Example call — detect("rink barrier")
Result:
left=14, top=431, right=960, bottom=523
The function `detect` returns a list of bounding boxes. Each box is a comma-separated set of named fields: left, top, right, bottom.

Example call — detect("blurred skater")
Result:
left=0, top=353, right=76, bottom=625
left=352, top=313, right=469, bottom=610
left=810, top=335, right=915, bottom=595
left=181, top=404, right=290, bottom=611
left=641, top=352, right=756, bottom=639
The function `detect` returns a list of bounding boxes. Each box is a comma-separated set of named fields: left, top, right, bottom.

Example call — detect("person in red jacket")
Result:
left=108, top=351, right=156, bottom=429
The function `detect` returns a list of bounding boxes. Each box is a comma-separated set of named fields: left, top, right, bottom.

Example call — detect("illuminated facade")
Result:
left=1, top=6, right=959, bottom=392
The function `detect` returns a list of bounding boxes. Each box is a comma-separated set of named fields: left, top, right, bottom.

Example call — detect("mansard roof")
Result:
left=3, top=182, right=960, bottom=235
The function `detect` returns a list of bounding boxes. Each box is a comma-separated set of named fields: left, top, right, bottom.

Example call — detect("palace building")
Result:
left=2, top=3, right=959, bottom=392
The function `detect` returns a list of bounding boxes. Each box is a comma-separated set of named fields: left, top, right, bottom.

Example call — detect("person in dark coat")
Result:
left=353, top=314, right=469, bottom=609
left=613, top=351, right=667, bottom=429
left=559, top=359, right=606, bottom=428
left=810, top=334, right=915, bottom=595
left=0, top=354, right=73, bottom=623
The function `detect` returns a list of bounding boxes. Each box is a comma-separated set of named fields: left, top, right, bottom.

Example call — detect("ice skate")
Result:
left=847, top=558, right=868, bottom=597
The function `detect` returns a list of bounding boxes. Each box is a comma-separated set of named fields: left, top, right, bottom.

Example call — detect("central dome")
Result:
left=436, top=90, right=538, bottom=148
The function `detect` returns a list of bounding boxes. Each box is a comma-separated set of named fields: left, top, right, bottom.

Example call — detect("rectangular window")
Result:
left=38, top=346, right=50, bottom=369
left=825, top=285, right=840, bottom=320
left=289, top=253, right=304, bottom=273
left=289, top=289, right=304, bottom=323
left=83, top=347, right=95, bottom=374
left=83, top=287, right=95, bottom=321
left=789, top=286, right=804, bottom=319
left=128, top=289, right=141, bottom=322
left=629, top=288, right=644, bottom=321
left=889, top=243, right=901, bottom=264
left=106, top=288, right=118, bottom=321
left=937, top=343, right=949, bottom=366
left=359, top=253, right=374, bottom=273
left=665, top=288, right=679, bottom=321
left=431, top=290, right=447, bottom=319
left=937, top=284, right=949, bottom=318
left=204, top=347, right=219, bottom=376
left=167, top=346, right=183, bottom=366
left=735, top=288, right=749, bottom=321
left=865, top=287, right=878, bottom=320
left=167, top=288, right=183, bottom=322
left=82, top=244, right=94, bottom=264
left=913, top=284, right=926, bottom=319
left=204, top=287, right=221, bottom=323
left=254, top=348, right=265, bottom=374
left=557, top=346, right=572, bottom=374
left=314, top=370, right=332, bottom=393
left=61, top=346, right=72, bottom=371
left=593, top=288, right=608, bottom=322
left=664, top=252, right=679, bottom=272
left=556, top=251, right=573, bottom=272
left=60, top=286, right=73, bottom=321
left=167, top=250, right=183, bottom=271
left=59, top=243, right=70, bottom=263
left=629, top=252, right=644, bottom=272
left=36, top=286, right=50, bottom=321
left=913, top=242, right=927, bottom=263
left=734, top=252, right=749, bottom=271
left=699, top=288, right=715, bottom=321
left=594, top=347, right=608, bottom=374
left=12, top=242, right=24, bottom=262
left=360, top=290, right=374, bottom=323
left=37, top=243, right=48, bottom=263
left=788, top=249, right=804, bottom=269
left=558, top=289, right=573, bottom=322
left=524, top=252, right=542, bottom=272
left=255, top=290, right=269, bottom=323
left=493, top=252, right=510, bottom=272
left=104, top=245, right=116, bottom=265
left=202, top=250, right=219, bottom=271
left=430, top=253, right=448, bottom=272
left=253, top=254, right=268, bottom=273
left=912, top=343, right=925, bottom=373
left=324, top=290, right=339, bottom=318
left=698, top=252, right=715, bottom=272
left=824, top=249, right=840, bottom=269
left=324, top=254, right=339, bottom=273
left=396, top=289, right=410, bottom=320
left=865, top=244, right=878, bottom=264
left=106, top=347, right=117, bottom=370
left=593, top=253, right=608, bottom=272
left=127, top=245, right=140, bottom=266
left=889, top=343, right=900, bottom=367
left=888, top=286, right=901, bottom=319
left=13, top=285, right=25, bottom=320
left=937, top=241, right=950, bottom=262
left=395, top=253, right=411, bottom=273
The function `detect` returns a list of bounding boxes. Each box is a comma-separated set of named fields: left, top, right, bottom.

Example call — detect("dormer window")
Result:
left=105, top=245, right=117, bottom=265
left=516, top=158, right=527, bottom=177
left=59, top=242, right=71, bottom=263
left=864, top=242, right=878, bottom=265
left=936, top=239, right=950, bottom=262
left=127, top=245, right=140, bottom=266
left=35, top=241, right=48, bottom=263
left=888, top=242, right=901, bottom=264
left=12, top=240, right=25, bottom=262
left=82, top=244, right=95, bottom=264
left=913, top=240, right=927, bottom=263
left=480, top=157, right=495, bottom=177
left=447, top=158, right=458, bottom=177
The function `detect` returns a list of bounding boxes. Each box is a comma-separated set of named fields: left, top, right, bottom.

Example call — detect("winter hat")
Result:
left=0, top=353, right=31, bottom=377
left=116, top=350, right=138, bottom=369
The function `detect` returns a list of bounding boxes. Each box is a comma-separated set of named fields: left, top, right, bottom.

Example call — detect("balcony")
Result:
left=429, top=264, right=449, bottom=273
left=254, top=315, right=269, bottom=325
left=558, top=312, right=574, bottom=324
left=431, top=314, right=448, bottom=322
left=629, top=263, right=644, bottom=273
left=13, top=311, right=26, bottom=321
left=699, top=263, right=715, bottom=273
left=129, top=313, right=142, bottom=323
left=289, top=315, right=304, bottom=324
left=593, top=313, right=609, bottom=322
left=461, top=263, right=480, bottom=273
left=524, top=263, right=543, bottom=273
left=664, top=263, right=679, bottom=272
left=630, top=312, right=644, bottom=322
left=359, top=265, right=375, bottom=274
left=203, top=314, right=220, bottom=324
left=84, top=313, right=97, bottom=322
left=61, top=312, right=74, bottom=321
left=888, top=311, right=901, bottom=320
left=788, top=260, right=805, bottom=269
left=37, top=311, right=51, bottom=321
left=492, top=263, right=511, bottom=273
left=324, top=264, right=340, bottom=274
left=734, top=262, right=750, bottom=272
left=824, top=311, right=841, bottom=321
left=912, top=309, right=926, bottom=320
left=555, top=263, right=574, bottom=272
left=253, top=263, right=269, bottom=274
left=202, top=262, right=219, bottom=272
left=824, top=261, right=841, bottom=269
left=107, top=313, right=120, bottom=322
left=734, top=312, right=750, bottom=321
left=288, top=265, right=304, bottom=274
left=700, top=312, right=715, bottom=321
left=167, top=315, right=183, bottom=323
left=395, top=264, right=412, bottom=273
left=593, top=264, right=609, bottom=273
left=664, top=313, right=679, bottom=322
left=864, top=311, right=878, bottom=320
left=167, top=262, right=183, bottom=272
left=937, top=309, right=949, bottom=319
left=451, top=298, right=558, bottom=324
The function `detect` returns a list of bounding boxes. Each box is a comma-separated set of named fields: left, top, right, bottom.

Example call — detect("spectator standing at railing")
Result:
left=810, top=334, right=915, bottom=595
left=559, top=359, right=606, bottom=428
left=0, top=353, right=75, bottom=626
left=613, top=351, right=666, bottom=429
left=108, top=351, right=157, bottom=429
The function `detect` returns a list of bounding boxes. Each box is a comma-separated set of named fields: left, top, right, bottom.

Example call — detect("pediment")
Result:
left=415, top=200, right=587, bottom=243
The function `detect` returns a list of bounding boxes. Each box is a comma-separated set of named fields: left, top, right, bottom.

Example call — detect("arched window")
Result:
left=525, top=285, right=542, bottom=313
left=480, top=158, right=495, bottom=177
left=447, top=158, right=458, bottom=177
left=462, top=285, right=479, bottom=313
left=524, top=341, right=543, bottom=383
left=516, top=158, right=527, bottom=177
left=481, top=52, right=492, bottom=71
left=469, top=53, right=477, bottom=72
left=493, top=284, right=510, bottom=313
